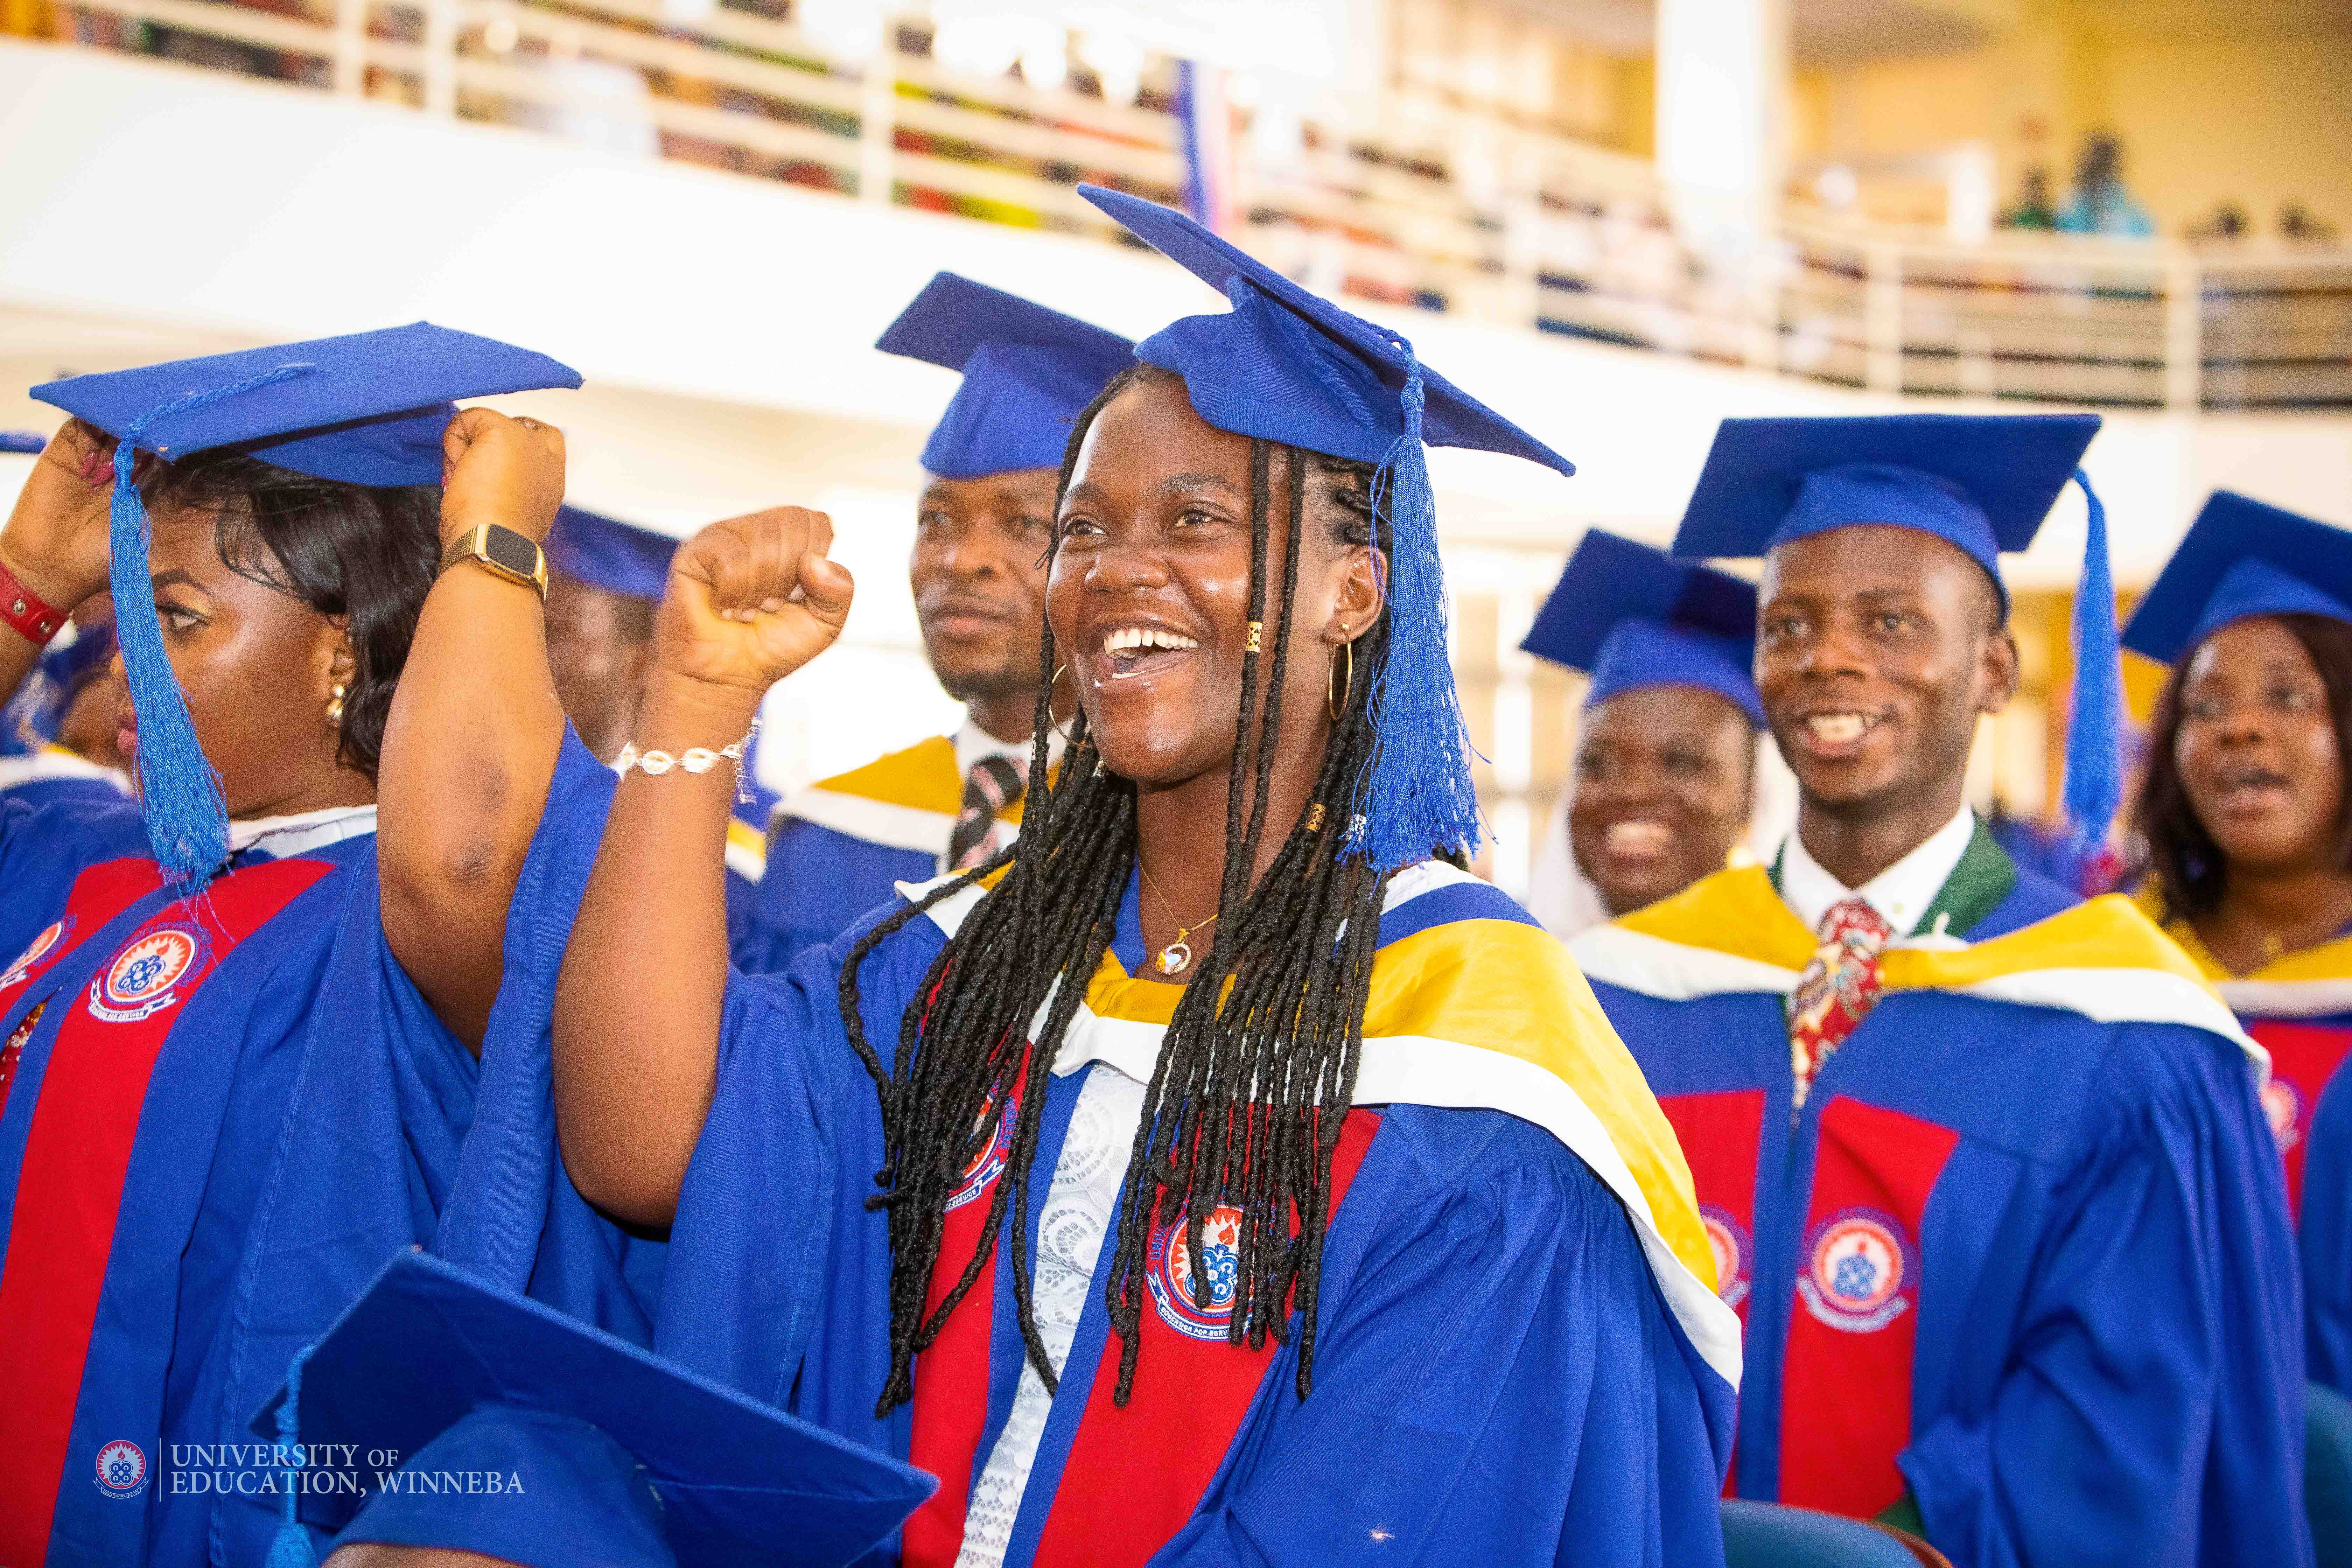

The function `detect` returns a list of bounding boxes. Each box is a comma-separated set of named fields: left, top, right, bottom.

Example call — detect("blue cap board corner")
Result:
left=250, top=1248, right=936, bottom=1568
left=0, top=430, right=46, bottom=455
left=548, top=505, right=679, bottom=602
left=1076, top=183, right=1576, bottom=872
left=2120, top=491, right=2352, bottom=665
left=1668, top=411, right=2121, bottom=849
left=877, top=272, right=1136, bottom=480
left=1521, top=530, right=1763, bottom=728
left=28, top=323, right=582, bottom=889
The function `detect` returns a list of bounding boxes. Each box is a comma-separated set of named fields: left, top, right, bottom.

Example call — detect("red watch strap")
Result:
left=0, top=561, right=65, bottom=646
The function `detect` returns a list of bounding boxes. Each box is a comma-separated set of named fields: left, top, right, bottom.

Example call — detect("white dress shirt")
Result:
left=953, top=716, right=1059, bottom=783
left=1778, top=803, right=1976, bottom=938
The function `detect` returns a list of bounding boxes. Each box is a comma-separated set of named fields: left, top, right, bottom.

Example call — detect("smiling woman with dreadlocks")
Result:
left=538, top=190, right=1737, bottom=1568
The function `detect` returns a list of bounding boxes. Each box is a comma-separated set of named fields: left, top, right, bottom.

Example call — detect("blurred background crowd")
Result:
left=1, top=0, right=2345, bottom=897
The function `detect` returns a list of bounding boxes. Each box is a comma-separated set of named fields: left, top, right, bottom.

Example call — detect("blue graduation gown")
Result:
left=0, top=733, right=616, bottom=1568
left=0, top=745, right=130, bottom=811
left=735, top=736, right=1007, bottom=974
left=660, top=863, right=1738, bottom=1567
left=2141, top=898, right=2352, bottom=1401
left=1573, top=843, right=2308, bottom=1568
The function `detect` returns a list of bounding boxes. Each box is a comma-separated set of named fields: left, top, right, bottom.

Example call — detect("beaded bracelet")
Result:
left=615, top=717, right=760, bottom=805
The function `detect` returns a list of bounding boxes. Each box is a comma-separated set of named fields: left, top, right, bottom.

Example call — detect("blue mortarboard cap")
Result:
left=549, top=505, right=678, bottom=601
left=1669, top=414, right=2100, bottom=603
left=251, top=1250, right=935, bottom=1568
left=1673, top=412, right=2123, bottom=852
left=0, top=431, right=44, bottom=454
left=877, top=272, right=1135, bottom=479
left=28, top=324, right=581, bottom=889
left=2121, top=492, right=2352, bottom=665
left=331, top=1407, right=677, bottom=1568
left=1521, top=530, right=1763, bottom=727
left=31, top=323, right=581, bottom=484
left=1078, top=184, right=1576, bottom=872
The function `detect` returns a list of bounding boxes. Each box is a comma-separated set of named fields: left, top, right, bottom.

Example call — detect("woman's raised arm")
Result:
left=376, top=408, right=568, bottom=1048
left=0, top=422, right=117, bottom=709
left=554, top=507, right=851, bottom=1225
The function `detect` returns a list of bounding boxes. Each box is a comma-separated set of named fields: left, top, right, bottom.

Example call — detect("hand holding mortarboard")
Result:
left=656, top=506, right=855, bottom=701
left=439, top=407, right=568, bottom=551
left=0, top=420, right=123, bottom=616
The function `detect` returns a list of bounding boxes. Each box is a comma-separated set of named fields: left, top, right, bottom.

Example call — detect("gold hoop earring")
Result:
left=1049, top=663, right=1079, bottom=746
left=1327, top=630, right=1352, bottom=721
left=325, top=681, right=347, bottom=728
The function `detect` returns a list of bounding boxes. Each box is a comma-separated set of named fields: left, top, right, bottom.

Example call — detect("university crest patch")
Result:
left=1147, top=1203, right=1245, bottom=1341
left=1798, top=1206, right=1918, bottom=1333
left=88, top=923, right=207, bottom=1024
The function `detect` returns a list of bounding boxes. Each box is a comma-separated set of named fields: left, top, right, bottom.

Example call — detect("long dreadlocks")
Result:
left=839, top=362, right=1402, bottom=1413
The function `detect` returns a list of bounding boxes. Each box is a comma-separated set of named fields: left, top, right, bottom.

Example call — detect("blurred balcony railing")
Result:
left=16, top=0, right=2352, bottom=410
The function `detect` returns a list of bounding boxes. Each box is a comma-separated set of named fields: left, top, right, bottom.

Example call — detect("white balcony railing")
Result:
left=16, top=0, right=2352, bottom=411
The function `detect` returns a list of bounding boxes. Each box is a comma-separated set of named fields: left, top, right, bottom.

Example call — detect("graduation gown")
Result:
left=722, top=798, right=772, bottom=948
left=1573, top=825, right=2308, bottom=1568
left=735, top=736, right=1022, bottom=974
left=2142, top=893, right=2352, bottom=1400
left=0, top=743, right=130, bottom=811
left=0, top=734, right=615, bottom=1568
left=659, top=861, right=1740, bottom=1567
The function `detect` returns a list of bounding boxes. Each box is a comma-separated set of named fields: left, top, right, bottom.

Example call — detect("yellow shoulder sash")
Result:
left=911, top=861, right=1743, bottom=1390
left=1573, top=868, right=2259, bottom=1063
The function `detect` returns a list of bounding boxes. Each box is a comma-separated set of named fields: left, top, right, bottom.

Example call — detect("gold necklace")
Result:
left=1140, top=862, right=1220, bottom=977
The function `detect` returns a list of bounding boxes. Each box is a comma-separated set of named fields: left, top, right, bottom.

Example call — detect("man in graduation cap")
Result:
left=733, top=274, right=1131, bottom=974
left=1570, top=415, right=2308, bottom=1564
left=1521, top=528, right=1765, bottom=936
left=2122, top=492, right=2352, bottom=1402
left=544, top=504, right=777, bottom=939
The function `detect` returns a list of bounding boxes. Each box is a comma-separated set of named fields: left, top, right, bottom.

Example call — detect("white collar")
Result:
left=952, top=716, right=1062, bottom=780
left=229, top=803, right=378, bottom=861
left=1779, top=803, right=1976, bottom=938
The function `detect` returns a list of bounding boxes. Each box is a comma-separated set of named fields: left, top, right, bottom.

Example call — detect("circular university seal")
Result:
left=1797, top=1207, right=1918, bottom=1334
left=87, top=925, right=204, bottom=1024
left=1146, top=1203, right=1245, bottom=1341
left=95, top=1439, right=148, bottom=1498
left=1700, top=1203, right=1751, bottom=1309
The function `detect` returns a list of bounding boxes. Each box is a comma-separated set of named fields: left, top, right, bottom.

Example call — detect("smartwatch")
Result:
left=438, top=523, right=549, bottom=600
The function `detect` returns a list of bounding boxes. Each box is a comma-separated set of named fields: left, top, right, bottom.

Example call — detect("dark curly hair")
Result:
left=2133, top=611, right=2352, bottom=922
left=142, top=450, right=441, bottom=781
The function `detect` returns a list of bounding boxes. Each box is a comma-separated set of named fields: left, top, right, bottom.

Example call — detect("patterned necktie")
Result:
left=1787, top=896, right=1894, bottom=1110
left=947, top=755, right=1026, bottom=871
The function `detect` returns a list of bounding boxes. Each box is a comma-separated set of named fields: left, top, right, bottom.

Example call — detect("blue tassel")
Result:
left=107, top=364, right=313, bottom=890
left=2062, top=468, right=2125, bottom=854
left=264, top=1345, right=318, bottom=1568
left=1347, top=333, right=1484, bottom=873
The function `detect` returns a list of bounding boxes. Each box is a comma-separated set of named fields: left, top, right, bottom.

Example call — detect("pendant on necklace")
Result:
left=1154, top=931, right=1192, bottom=976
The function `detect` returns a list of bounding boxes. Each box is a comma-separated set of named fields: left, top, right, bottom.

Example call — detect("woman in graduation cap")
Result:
left=0, top=325, right=618, bottom=1567
left=2126, top=491, right=2352, bottom=1400
left=1521, top=529, right=1768, bottom=937
left=546, top=188, right=1737, bottom=1568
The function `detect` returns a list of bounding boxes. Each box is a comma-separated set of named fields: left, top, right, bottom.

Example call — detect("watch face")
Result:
left=482, top=526, right=541, bottom=579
